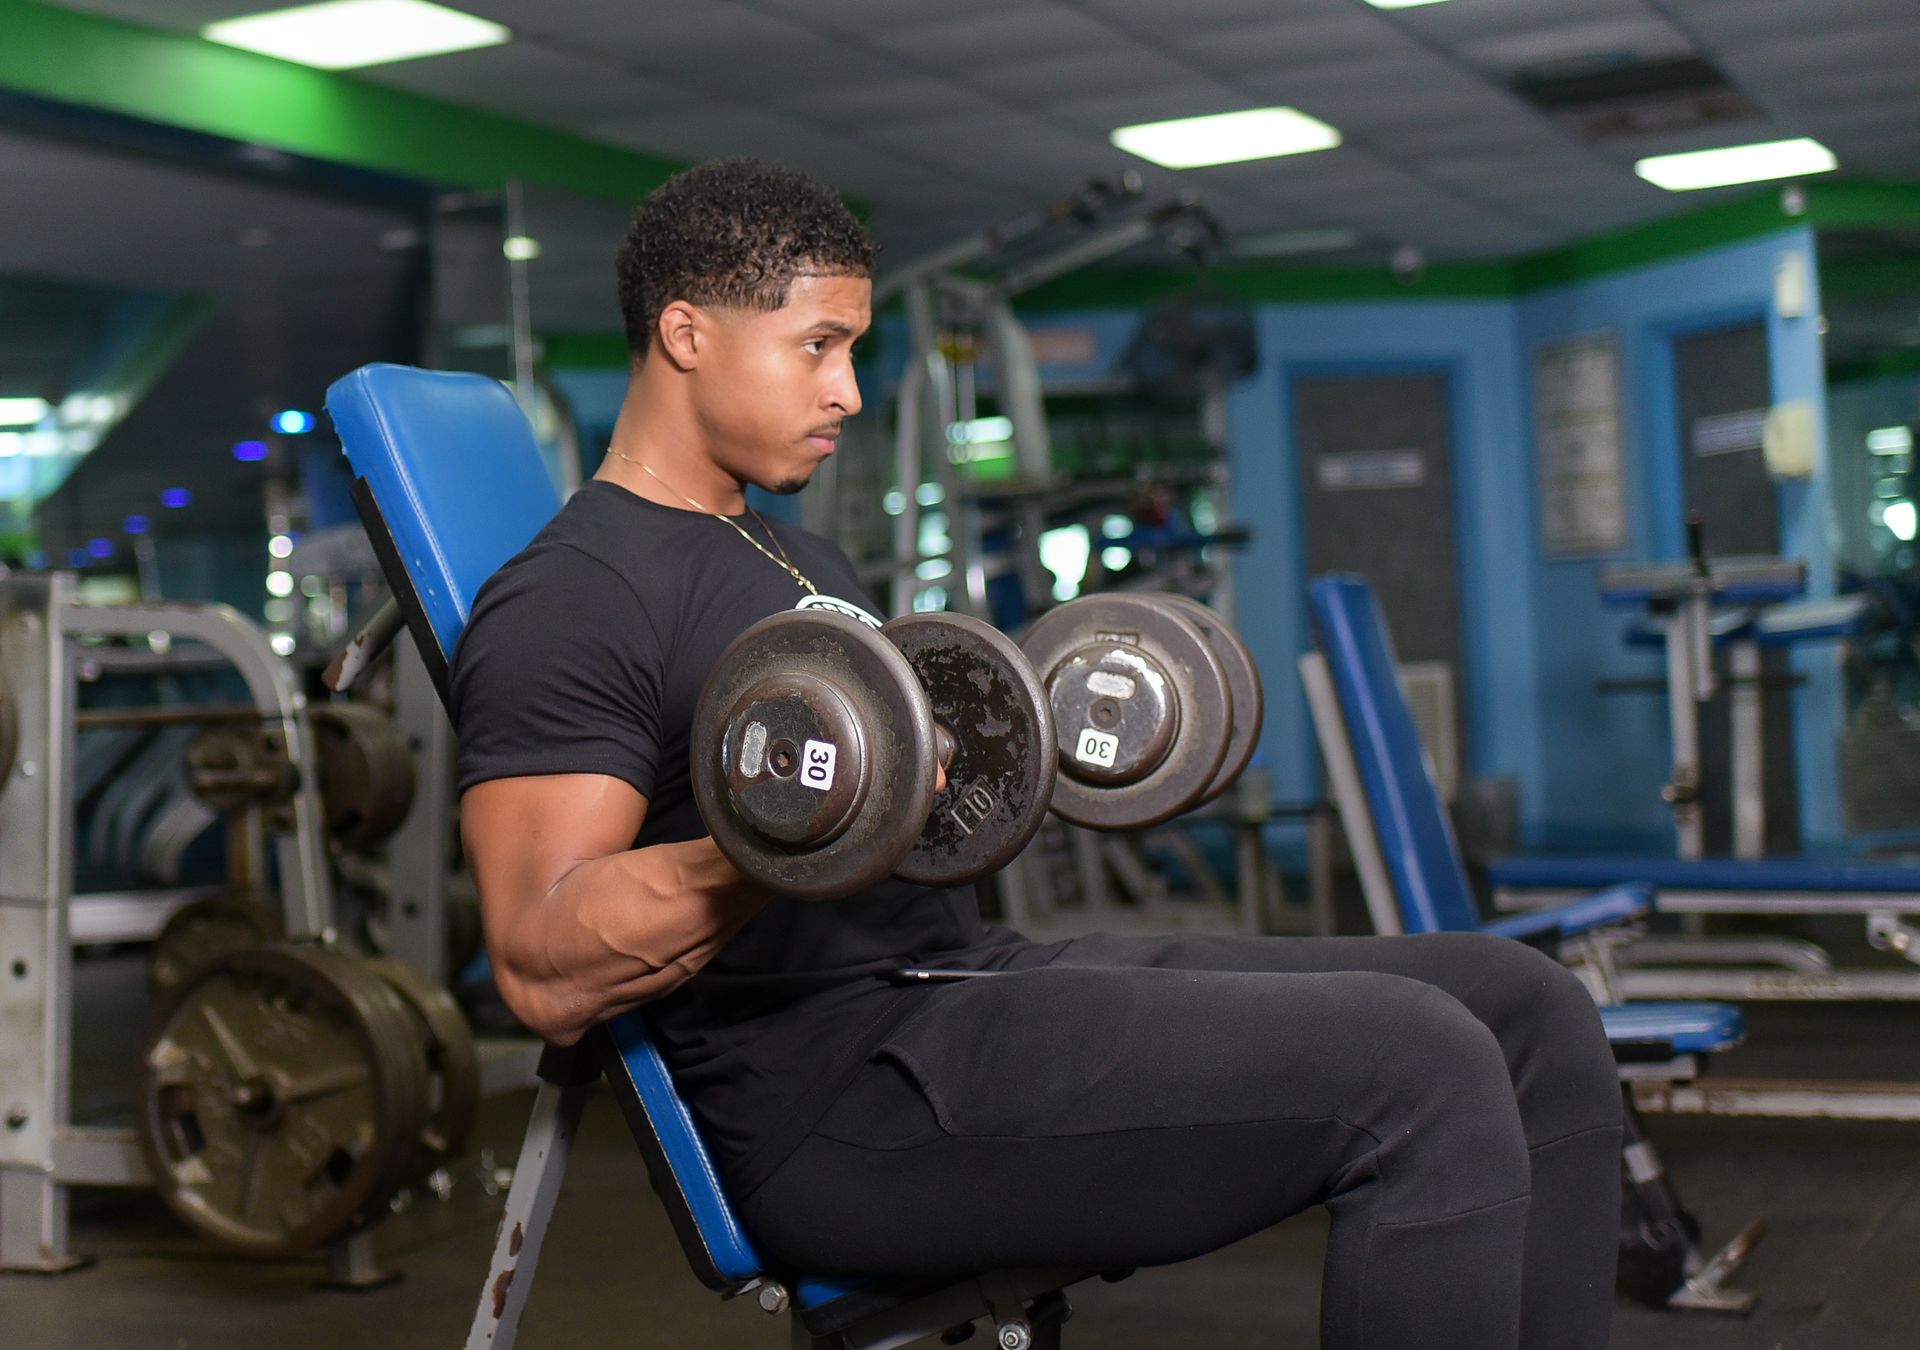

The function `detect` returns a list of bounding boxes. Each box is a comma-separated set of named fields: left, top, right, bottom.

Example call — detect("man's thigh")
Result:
left=1017, top=929, right=1578, bottom=1041
left=743, top=961, right=1509, bottom=1273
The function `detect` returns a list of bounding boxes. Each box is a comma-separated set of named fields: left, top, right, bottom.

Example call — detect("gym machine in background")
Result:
left=0, top=573, right=529, bottom=1285
left=0, top=572, right=330, bottom=1273
left=810, top=177, right=1321, bottom=941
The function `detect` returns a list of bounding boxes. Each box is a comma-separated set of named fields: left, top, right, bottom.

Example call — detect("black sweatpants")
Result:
left=742, top=931, right=1622, bottom=1350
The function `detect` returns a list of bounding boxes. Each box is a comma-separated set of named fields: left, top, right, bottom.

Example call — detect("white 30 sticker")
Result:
left=800, top=738, right=838, bottom=791
left=1075, top=728, right=1120, bottom=768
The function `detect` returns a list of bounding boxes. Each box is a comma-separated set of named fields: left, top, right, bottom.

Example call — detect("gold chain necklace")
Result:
left=606, top=445, right=819, bottom=596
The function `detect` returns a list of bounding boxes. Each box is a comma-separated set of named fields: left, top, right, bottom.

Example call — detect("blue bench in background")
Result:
left=1302, top=573, right=1762, bottom=1312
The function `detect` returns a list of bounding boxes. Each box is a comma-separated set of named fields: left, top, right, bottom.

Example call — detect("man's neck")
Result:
left=598, top=378, right=746, bottom=515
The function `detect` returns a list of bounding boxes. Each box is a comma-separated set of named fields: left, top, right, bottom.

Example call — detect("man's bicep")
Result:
left=462, top=773, right=649, bottom=907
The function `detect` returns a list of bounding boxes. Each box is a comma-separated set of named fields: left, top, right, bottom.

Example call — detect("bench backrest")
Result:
left=1307, top=574, right=1481, bottom=934
left=324, top=362, right=767, bottom=1290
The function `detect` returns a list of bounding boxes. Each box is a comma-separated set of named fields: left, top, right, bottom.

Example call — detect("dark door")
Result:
left=1295, top=371, right=1465, bottom=761
left=1672, top=320, right=1798, bottom=852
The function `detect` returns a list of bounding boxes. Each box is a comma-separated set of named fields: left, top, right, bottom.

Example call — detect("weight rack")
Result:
left=0, top=571, right=334, bottom=1272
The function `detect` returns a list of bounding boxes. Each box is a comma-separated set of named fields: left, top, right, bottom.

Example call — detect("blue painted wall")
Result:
left=1020, top=225, right=1846, bottom=854
left=1514, top=227, right=1838, bottom=851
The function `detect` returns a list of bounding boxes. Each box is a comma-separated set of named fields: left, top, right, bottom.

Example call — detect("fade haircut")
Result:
left=616, top=158, right=877, bottom=362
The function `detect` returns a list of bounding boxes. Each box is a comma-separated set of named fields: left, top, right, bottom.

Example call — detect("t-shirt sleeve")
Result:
left=450, top=543, right=665, bottom=798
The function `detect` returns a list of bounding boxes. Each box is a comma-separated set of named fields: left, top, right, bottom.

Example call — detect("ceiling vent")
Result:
left=1510, top=56, right=1765, bottom=141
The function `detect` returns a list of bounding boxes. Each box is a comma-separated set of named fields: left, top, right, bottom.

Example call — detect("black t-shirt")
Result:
left=451, top=478, right=1019, bottom=1194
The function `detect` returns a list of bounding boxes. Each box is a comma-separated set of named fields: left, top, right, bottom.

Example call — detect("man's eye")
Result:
left=803, top=339, right=825, bottom=355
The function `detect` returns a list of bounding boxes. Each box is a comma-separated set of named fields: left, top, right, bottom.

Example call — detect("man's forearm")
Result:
left=492, top=837, right=768, bottom=1044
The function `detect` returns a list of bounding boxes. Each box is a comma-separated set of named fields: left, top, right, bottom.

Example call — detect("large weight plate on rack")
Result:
left=882, top=613, right=1056, bottom=888
left=137, top=945, right=429, bottom=1256
left=693, top=611, right=937, bottom=900
left=1020, top=594, right=1231, bottom=830
left=149, top=893, right=287, bottom=997
left=1153, top=595, right=1264, bottom=806
left=366, top=957, right=479, bottom=1179
left=310, top=703, right=417, bottom=852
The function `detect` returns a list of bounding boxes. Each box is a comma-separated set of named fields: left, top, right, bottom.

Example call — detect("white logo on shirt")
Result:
left=795, top=593, right=883, bottom=629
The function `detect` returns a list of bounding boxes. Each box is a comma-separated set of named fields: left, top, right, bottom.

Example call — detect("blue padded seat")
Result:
left=1598, top=560, right=1805, bottom=608
left=1621, top=610, right=1753, bottom=648
left=1752, top=594, right=1871, bottom=646
left=1482, top=886, right=1649, bottom=942
left=1306, top=574, right=1744, bottom=1058
left=1599, top=1002, right=1744, bottom=1057
left=1490, top=854, right=1920, bottom=895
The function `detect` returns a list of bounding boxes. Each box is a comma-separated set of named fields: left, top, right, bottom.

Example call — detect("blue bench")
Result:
left=326, top=363, right=1086, bottom=1350
left=1302, top=573, right=1761, bottom=1311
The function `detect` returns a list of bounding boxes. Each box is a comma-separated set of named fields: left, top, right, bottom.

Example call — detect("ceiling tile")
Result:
left=747, top=0, right=1035, bottom=32
left=1170, top=11, right=1412, bottom=75
left=1075, top=0, right=1353, bottom=42
left=964, top=46, right=1204, bottom=106
left=353, top=42, right=685, bottom=129
left=860, top=6, right=1133, bottom=66
left=588, top=108, right=1003, bottom=205
left=1386, top=0, right=1649, bottom=43
left=1045, top=78, right=1266, bottom=136
left=1453, top=14, right=1697, bottom=75
left=1665, top=0, right=1919, bottom=42
left=862, top=111, right=1130, bottom=187
left=781, top=77, right=998, bottom=130
left=42, top=0, right=237, bottom=29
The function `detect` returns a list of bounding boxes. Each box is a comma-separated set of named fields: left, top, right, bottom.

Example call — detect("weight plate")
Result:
left=185, top=724, right=296, bottom=816
left=310, top=703, right=417, bottom=852
left=882, top=613, right=1057, bottom=888
left=1152, top=595, right=1264, bottom=806
left=366, top=958, right=480, bottom=1179
left=137, top=945, right=429, bottom=1256
left=1019, top=595, right=1231, bottom=831
left=693, top=611, right=937, bottom=901
left=149, top=894, right=287, bottom=998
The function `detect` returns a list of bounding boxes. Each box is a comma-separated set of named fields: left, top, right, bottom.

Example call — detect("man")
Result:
left=452, top=159, right=1620, bottom=1350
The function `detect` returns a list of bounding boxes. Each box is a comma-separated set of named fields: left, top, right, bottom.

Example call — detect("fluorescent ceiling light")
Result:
left=1867, top=427, right=1913, bottom=455
left=0, top=397, right=50, bottom=426
left=1111, top=107, right=1341, bottom=170
left=204, top=0, right=508, bottom=71
left=1886, top=500, right=1918, bottom=542
left=1365, top=0, right=1457, bottom=8
left=947, top=416, right=1014, bottom=445
left=1635, top=137, right=1836, bottom=192
left=1230, top=225, right=1361, bottom=260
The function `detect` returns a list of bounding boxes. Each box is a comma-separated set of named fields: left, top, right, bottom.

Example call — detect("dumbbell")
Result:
left=692, top=611, right=1057, bottom=900
left=1019, top=593, right=1263, bottom=831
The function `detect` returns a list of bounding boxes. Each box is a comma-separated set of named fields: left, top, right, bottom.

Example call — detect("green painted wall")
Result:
left=0, top=0, right=683, bottom=201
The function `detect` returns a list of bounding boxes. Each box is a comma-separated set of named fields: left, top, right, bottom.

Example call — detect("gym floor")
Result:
left=6, top=949, right=1920, bottom=1349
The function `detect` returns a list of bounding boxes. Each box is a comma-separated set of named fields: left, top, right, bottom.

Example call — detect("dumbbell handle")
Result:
left=933, top=723, right=956, bottom=773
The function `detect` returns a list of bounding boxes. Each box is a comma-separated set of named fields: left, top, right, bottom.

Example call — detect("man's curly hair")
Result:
left=616, top=159, right=877, bottom=362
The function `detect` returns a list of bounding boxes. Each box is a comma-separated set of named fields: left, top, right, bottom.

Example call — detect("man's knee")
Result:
left=1353, top=979, right=1531, bottom=1223
left=1449, top=933, right=1621, bottom=1137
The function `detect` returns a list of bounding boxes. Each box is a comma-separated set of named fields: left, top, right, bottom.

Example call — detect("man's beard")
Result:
left=770, top=476, right=808, bottom=495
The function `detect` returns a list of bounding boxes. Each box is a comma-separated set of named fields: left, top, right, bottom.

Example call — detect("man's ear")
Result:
left=655, top=300, right=702, bottom=370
